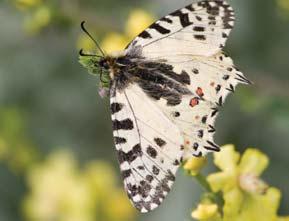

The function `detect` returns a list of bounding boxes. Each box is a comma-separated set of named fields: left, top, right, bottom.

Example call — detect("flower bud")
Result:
left=191, top=203, right=218, bottom=220
left=183, top=157, right=206, bottom=176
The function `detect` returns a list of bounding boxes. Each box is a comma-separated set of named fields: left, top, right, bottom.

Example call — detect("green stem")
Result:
left=194, top=173, right=224, bottom=210
left=195, top=173, right=212, bottom=192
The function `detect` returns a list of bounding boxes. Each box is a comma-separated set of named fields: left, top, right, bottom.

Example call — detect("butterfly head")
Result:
left=79, top=21, right=111, bottom=90
left=79, top=50, right=111, bottom=87
left=98, top=57, right=110, bottom=70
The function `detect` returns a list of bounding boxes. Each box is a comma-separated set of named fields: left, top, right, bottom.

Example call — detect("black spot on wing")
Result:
left=121, top=169, right=132, bottom=179
left=154, top=138, right=166, bottom=147
left=112, top=118, right=134, bottom=130
left=111, top=102, right=123, bottom=114
left=160, top=17, right=173, bottom=24
left=146, top=175, right=154, bottom=183
left=166, top=170, right=176, bottom=181
left=193, top=26, right=205, bottom=32
left=201, top=115, right=207, bottom=124
left=146, top=146, right=157, bottom=158
left=114, top=136, right=127, bottom=144
left=149, top=23, right=171, bottom=34
left=170, top=10, right=193, bottom=27
left=195, top=15, right=202, bottom=21
left=152, top=165, right=160, bottom=175
left=117, top=143, right=142, bottom=164
left=194, top=35, right=206, bottom=40
left=185, top=4, right=195, bottom=11
left=139, top=30, right=152, bottom=39
left=197, top=130, right=204, bottom=138
left=174, top=111, right=180, bottom=117
left=204, top=141, right=220, bottom=152
left=179, top=70, right=191, bottom=85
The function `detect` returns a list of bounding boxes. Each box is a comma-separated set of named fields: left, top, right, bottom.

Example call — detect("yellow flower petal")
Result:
left=207, top=172, right=232, bottom=192
left=239, top=148, right=269, bottom=176
left=191, top=203, right=218, bottom=220
left=101, top=33, right=129, bottom=54
left=213, top=144, right=240, bottom=172
left=257, top=187, right=281, bottom=215
left=223, top=188, right=244, bottom=219
left=229, top=187, right=281, bottom=221
left=183, top=157, right=207, bottom=175
left=278, top=217, right=289, bottom=221
left=125, top=9, right=154, bottom=39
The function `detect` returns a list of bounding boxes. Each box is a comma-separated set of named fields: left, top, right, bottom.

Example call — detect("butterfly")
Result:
left=79, top=0, right=251, bottom=213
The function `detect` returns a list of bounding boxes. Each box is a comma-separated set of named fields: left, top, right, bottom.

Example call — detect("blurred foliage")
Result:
left=0, top=108, right=38, bottom=173
left=1, top=0, right=289, bottom=221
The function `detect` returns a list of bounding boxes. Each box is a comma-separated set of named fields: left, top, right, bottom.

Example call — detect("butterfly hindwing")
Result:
left=150, top=52, right=250, bottom=158
left=127, top=0, right=235, bottom=59
left=110, top=83, right=184, bottom=212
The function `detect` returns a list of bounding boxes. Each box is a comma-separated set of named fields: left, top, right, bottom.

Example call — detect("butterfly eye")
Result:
left=99, top=59, right=109, bottom=70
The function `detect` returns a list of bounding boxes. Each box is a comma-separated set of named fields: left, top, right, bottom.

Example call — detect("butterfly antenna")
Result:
left=80, top=21, right=105, bottom=56
left=79, top=49, right=103, bottom=58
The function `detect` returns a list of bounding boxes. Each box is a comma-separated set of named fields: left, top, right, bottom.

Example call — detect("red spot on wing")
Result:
left=196, top=87, right=204, bottom=97
left=190, top=97, right=199, bottom=107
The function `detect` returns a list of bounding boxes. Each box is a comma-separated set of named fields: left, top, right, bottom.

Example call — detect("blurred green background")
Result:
left=0, top=0, right=289, bottom=220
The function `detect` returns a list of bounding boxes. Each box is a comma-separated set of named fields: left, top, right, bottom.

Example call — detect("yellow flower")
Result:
left=78, top=9, right=154, bottom=55
left=207, top=145, right=269, bottom=217
left=125, top=9, right=154, bottom=39
left=183, top=157, right=207, bottom=175
left=23, top=150, right=95, bottom=221
left=24, top=6, right=51, bottom=34
left=207, top=145, right=268, bottom=194
left=77, top=34, right=96, bottom=52
left=14, top=0, right=41, bottom=10
left=206, top=145, right=288, bottom=221
left=224, top=187, right=282, bottom=221
left=23, top=150, right=135, bottom=221
left=277, top=0, right=289, bottom=11
left=191, top=203, right=219, bottom=220
left=101, top=32, right=129, bottom=54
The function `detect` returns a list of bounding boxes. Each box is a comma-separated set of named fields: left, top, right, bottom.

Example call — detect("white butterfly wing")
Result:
left=110, top=83, right=184, bottom=212
left=127, top=0, right=235, bottom=60
left=108, top=0, right=250, bottom=213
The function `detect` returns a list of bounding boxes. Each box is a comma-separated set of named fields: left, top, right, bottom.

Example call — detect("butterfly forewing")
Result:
left=127, top=0, right=235, bottom=59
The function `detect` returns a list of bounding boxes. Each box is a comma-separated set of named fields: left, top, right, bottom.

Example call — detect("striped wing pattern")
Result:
left=110, top=83, right=184, bottom=212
